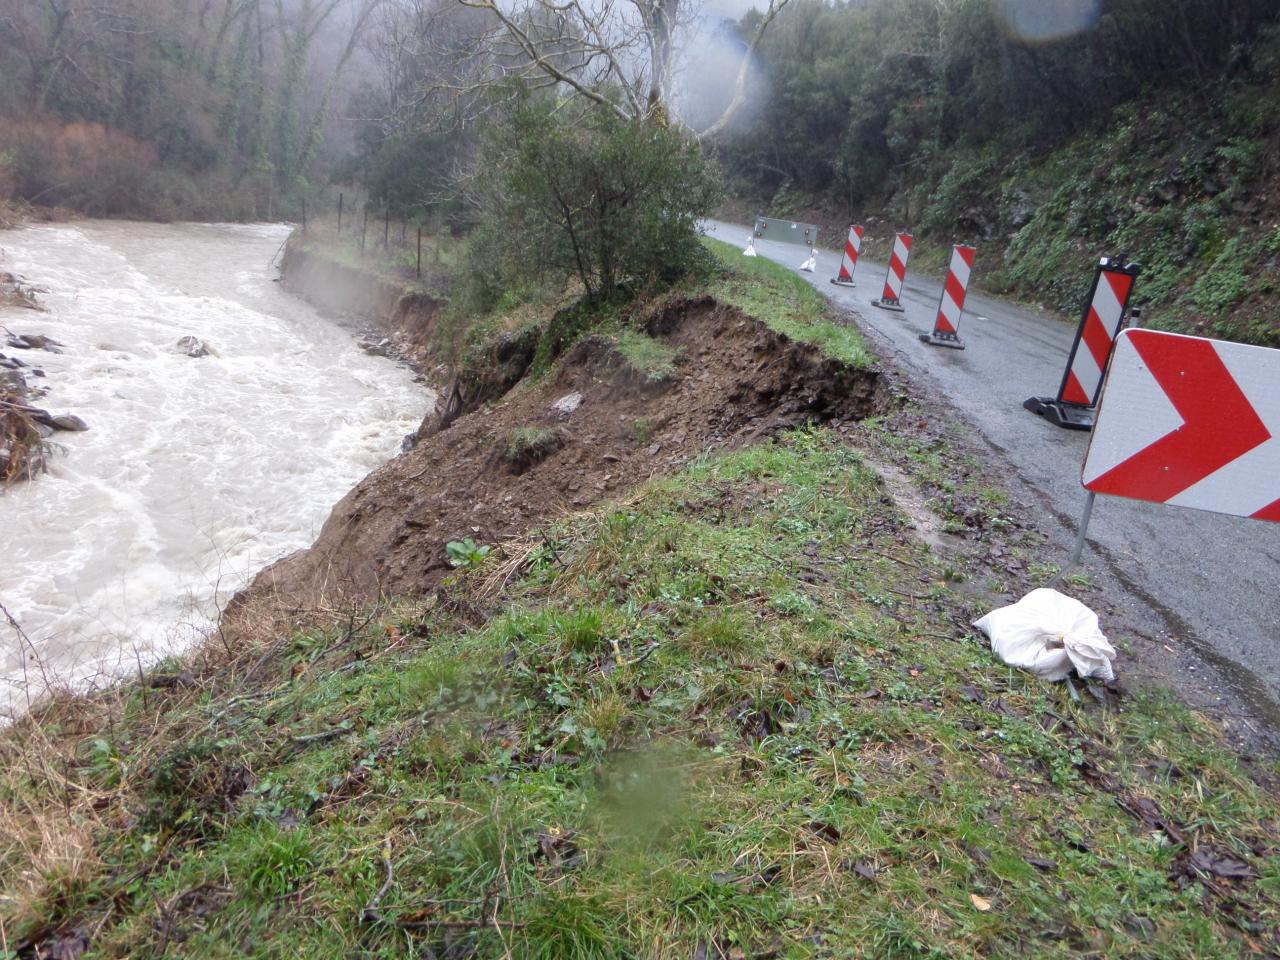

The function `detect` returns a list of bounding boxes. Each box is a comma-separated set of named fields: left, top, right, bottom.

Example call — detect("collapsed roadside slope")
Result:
left=247, top=294, right=887, bottom=608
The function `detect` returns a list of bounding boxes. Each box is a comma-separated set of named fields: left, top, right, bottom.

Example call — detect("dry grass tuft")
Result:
left=0, top=716, right=107, bottom=939
left=0, top=395, right=48, bottom=483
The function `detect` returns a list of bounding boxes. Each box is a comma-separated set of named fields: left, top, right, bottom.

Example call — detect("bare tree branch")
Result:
left=695, top=0, right=788, bottom=139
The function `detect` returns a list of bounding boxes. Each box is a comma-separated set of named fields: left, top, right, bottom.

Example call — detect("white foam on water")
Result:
left=0, top=221, right=433, bottom=712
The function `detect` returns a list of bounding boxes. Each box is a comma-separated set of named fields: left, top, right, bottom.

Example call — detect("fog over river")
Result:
left=0, top=221, right=433, bottom=712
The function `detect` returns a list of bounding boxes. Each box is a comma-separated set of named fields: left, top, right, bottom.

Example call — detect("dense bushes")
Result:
left=464, top=103, right=724, bottom=309
left=720, top=0, right=1280, bottom=215
left=0, top=119, right=157, bottom=217
left=713, top=2, right=1280, bottom=344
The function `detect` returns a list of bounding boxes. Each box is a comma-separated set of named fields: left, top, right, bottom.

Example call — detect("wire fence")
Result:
left=299, top=191, right=447, bottom=280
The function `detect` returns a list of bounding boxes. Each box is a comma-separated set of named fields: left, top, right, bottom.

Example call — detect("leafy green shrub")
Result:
left=467, top=101, right=723, bottom=307
left=446, top=538, right=492, bottom=570
left=1191, top=235, right=1252, bottom=316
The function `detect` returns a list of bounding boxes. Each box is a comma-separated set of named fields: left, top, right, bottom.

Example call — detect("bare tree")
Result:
left=399, top=0, right=790, bottom=135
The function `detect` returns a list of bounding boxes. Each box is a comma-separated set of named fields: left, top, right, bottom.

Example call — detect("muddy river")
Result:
left=0, top=221, right=432, bottom=713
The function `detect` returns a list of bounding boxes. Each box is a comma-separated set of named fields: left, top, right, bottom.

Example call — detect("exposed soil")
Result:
left=243, top=296, right=888, bottom=608
left=389, top=291, right=447, bottom=367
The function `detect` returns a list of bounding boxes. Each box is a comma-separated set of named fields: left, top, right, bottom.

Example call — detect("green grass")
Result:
left=4, top=429, right=1277, bottom=958
left=613, top=329, right=681, bottom=380
left=294, top=217, right=464, bottom=288
left=703, top=237, right=875, bottom=368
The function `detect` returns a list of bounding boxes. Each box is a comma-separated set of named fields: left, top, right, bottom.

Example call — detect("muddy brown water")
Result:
left=0, top=221, right=433, bottom=713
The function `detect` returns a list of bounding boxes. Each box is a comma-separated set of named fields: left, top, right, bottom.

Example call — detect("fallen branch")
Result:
left=360, top=842, right=525, bottom=931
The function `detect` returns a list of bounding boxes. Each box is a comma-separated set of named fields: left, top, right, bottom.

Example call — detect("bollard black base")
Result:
left=830, top=277, right=855, bottom=287
left=1023, top=397, right=1094, bottom=431
left=919, top=330, right=965, bottom=350
left=871, top=298, right=904, bottom=312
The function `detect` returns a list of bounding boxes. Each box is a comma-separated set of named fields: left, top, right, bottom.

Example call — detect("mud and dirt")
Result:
left=244, top=296, right=888, bottom=607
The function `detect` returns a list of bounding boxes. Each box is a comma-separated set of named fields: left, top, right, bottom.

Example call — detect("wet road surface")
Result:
left=706, top=219, right=1280, bottom=723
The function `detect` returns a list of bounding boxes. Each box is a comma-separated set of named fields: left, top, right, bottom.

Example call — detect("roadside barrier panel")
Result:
left=919, top=244, right=976, bottom=350
left=1083, top=329, right=1280, bottom=519
left=751, top=216, right=820, bottom=274
left=871, top=232, right=913, bottom=311
left=1025, top=257, right=1140, bottom=430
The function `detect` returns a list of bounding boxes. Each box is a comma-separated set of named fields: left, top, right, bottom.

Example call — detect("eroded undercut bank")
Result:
left=243, top=295, right=888, bottom=611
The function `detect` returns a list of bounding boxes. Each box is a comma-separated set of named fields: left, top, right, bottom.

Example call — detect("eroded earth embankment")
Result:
left=243, top=295, right=888, bottom=611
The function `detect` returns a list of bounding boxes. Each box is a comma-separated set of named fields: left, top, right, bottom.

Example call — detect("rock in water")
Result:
left=359, top=337, right=392, bottom=357
left=48, top=413, right=89, bottom=432
left=0, top=368, right=26, bottom=393
left=28, top=408, right=89, bottom=432
left=6, top=333, right=63, bottom=353
left=176, top=336, right=212, bottom=358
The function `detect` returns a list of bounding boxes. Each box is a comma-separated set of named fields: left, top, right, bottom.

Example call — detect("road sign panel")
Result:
left=1083, top=329, right=1280, bottom=520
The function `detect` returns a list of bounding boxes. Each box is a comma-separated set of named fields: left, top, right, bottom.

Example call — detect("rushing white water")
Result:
left=0, top=221, right=433, bottom=711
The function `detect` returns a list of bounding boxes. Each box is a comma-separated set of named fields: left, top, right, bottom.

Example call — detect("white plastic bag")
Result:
left=973, top=588, right=1116, bottom=682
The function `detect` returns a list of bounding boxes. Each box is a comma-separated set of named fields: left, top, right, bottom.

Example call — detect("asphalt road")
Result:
left=705, top=219, right=1280, bottom=724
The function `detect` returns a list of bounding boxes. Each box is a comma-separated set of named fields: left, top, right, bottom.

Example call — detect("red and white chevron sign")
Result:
left=1083, top=329, right=1280, bottom=520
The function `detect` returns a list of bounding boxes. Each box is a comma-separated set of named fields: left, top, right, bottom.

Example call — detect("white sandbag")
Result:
left=973, top=588, right=1116, bottom=682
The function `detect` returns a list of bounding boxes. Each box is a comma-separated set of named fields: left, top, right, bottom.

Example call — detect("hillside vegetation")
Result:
left=716, top=0, right=1280, bottom=346
left=0, top=0, right=376, bottom=220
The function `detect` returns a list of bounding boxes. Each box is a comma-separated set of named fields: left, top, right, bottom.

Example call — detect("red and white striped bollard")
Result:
left=1024, top=257, right=1140, bottom=429
left=830, top=225, right=864, bottom=286
left=871, top=233, right=913, bottom=312
left=919, top=244, right=976, bottom=349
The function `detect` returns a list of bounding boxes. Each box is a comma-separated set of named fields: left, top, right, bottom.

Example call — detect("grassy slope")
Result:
left=702, top=238, right=873, bottom=369
left=2, top=255, right=1278, bottom=960
left=286, top=216, right=465, bottom=294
